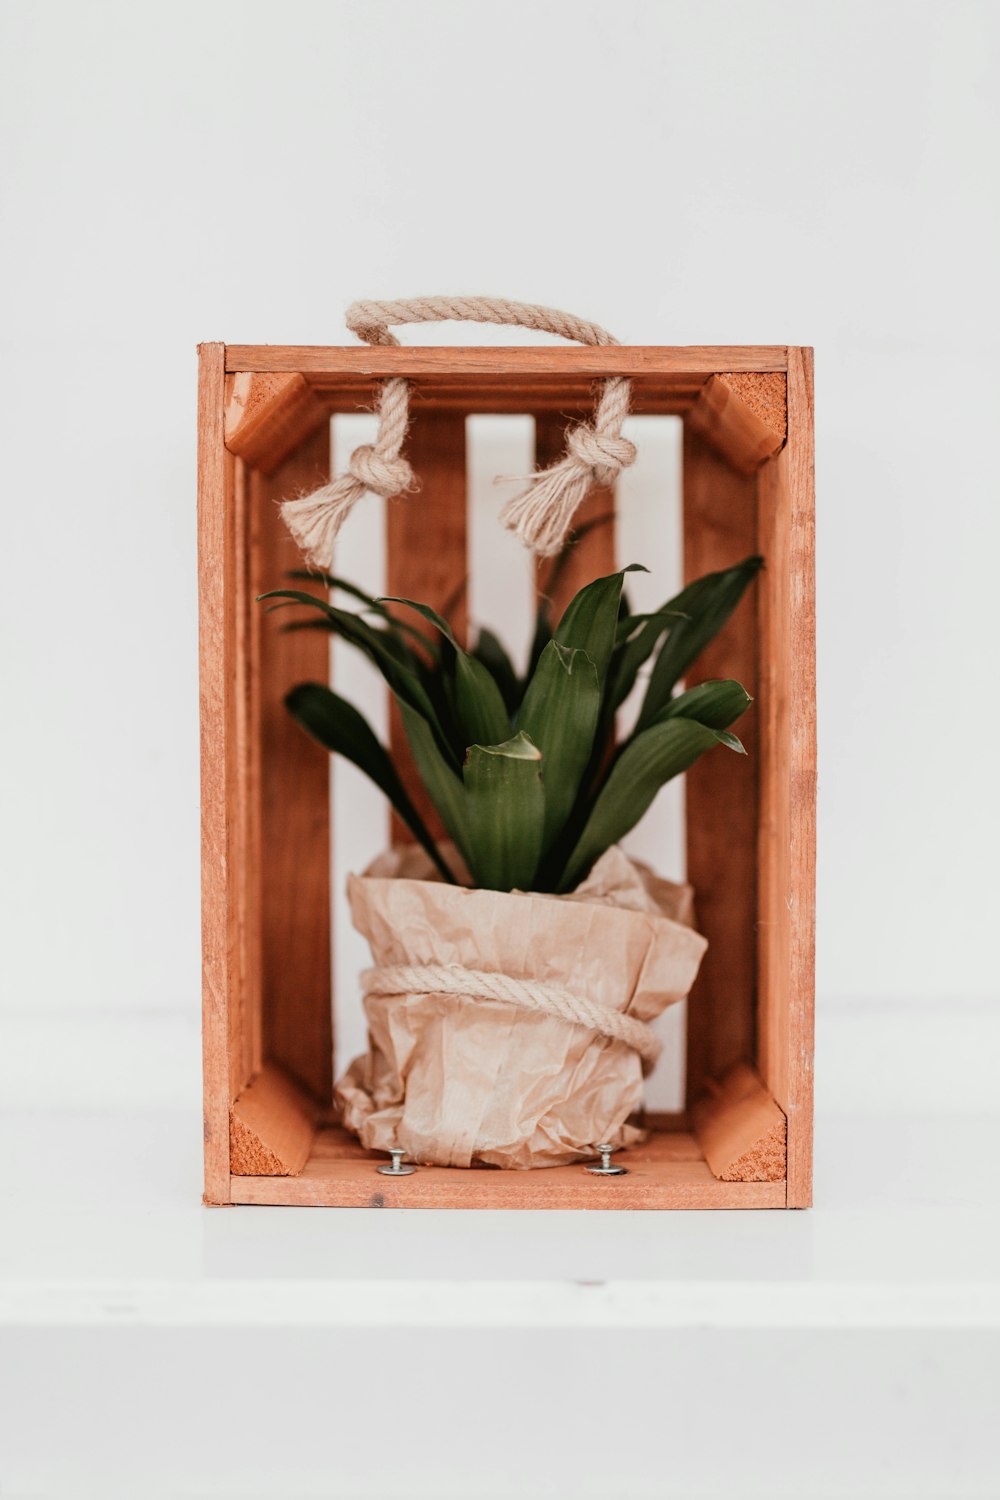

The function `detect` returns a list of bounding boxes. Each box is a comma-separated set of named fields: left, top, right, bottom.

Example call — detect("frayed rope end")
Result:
left=280, top=476, right=364, bottom=573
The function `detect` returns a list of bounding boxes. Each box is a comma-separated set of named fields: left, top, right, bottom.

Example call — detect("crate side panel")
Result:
left=252, top=426, right=334, bottom=1103
left=756, top=349, right=816, bottom=1207
left=198, top=343, right=236, bottom=1203
left=682, top=434, right=760, bottom=1101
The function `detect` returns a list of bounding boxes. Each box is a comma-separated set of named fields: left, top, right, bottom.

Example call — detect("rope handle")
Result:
left=280, top=296, right=636, bottom=569
left=363, top=961, right=662, bottom=1068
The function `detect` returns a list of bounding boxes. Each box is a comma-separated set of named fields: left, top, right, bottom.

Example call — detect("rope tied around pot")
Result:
left=363, top=961, right=662, bottom=1068
left=280, top=296, right=637, bottom=568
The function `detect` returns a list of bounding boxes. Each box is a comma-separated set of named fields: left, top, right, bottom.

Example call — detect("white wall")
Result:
left=2, top=1, right=997, bottom=1071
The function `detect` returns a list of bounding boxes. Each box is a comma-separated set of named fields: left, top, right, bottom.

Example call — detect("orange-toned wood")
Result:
left=682, top=430, right=760, bottom=1103
left=201, top=342, right=815, bottom=1212
left=230, top=1126, right=786, bottom=1208
left=756, top=348, right=816, bottom=1207
left=534, top=414, right=617, bottom=620
left=691, top=1062, right=786, bottom=1183
left=386, top=410, right=468, bottom=845
left=302, top=380, right=706, bottom=416
left=226, top=346, right=789, bottom=376
left=224, top=371, right=330, bottom=473
left=232, top=456, right=260, bottom=1090
left=229, top=1064, right=317, bottom=1176
left=685, top=373, right=787, bottom=475
left=252, top=425, right=334, bottom=1104
left=198, top=342, right=234, bottom=1205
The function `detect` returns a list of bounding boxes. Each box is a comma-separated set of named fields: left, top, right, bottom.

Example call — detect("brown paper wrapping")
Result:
left=335, top=845, right=708, bottom=1169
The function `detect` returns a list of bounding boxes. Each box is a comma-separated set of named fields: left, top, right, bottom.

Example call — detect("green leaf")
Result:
left=525, top=599, right=553, bottom=687
left=398, top=704, right=471, bottom=864
left=285, top=571, right=440, bottom=656
left=380, top=595, right=511, bottom=750
left=463, top=731, right=544, bottom=891
left=285, top=683, right=454, bottom=883
left=554, top=564, right=646, bottom=690
left=558, top=717, right=745, bottom=892
left=636, top=557, right=762, bottom=730
left=259, top=590, right=458, bottom=766
left=473, top=628, right=520, bottom=716
left=649, top=679, right=752, bottom=732
left=517, top=642, right=600, bottom=852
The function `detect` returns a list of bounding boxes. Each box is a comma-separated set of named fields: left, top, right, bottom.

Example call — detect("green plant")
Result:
left=259, top=554, right=760, bottom=894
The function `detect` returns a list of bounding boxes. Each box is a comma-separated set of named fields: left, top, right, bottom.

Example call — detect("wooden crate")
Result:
left=198, top=343, right=815, bottom=1209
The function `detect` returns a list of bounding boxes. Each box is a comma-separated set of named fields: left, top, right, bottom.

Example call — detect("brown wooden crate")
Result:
left=199, top=344, right=814, bottom=1209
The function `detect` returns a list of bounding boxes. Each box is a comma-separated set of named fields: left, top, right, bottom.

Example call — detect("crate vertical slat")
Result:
left=682, top=432, right=760, bottom=1103
left=386, top=411, right=468, bottom=845
left=756, top=347, right=816, bottom=1207
left=534, top=411, right=617, bottom=615
left=250, top=425, right=333, bottom=1104
left=203, top=344, right=816, bottom=1210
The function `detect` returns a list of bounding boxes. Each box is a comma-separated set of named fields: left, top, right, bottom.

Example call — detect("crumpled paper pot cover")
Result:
left=335, top=844, right=707, bottom=1169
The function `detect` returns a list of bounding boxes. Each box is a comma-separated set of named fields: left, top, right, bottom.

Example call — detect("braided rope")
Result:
left=280, top=296, right=636, bottom=568
left=363, top=962, right=661, bottom=1066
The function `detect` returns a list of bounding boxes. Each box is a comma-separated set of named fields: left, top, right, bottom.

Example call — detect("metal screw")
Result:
left=586, top=1143, right=627, bottom=1176
left=377, top=1148, right=415, bottom=1176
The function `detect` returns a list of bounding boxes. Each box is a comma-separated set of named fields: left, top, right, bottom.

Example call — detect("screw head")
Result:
left=586, top=1142, right=627, bottom=1176
left=377, top=1147, right=416, bottom=1176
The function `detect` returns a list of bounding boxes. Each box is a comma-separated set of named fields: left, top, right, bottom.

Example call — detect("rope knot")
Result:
left=348, top=444, right=415, bottom=497
left=566, top=423, right=637, bottom=480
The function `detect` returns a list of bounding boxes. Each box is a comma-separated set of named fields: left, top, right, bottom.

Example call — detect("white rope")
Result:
left=280, top=296, right=636, bottom=568
left=363, top=961, right=661, bottom=1066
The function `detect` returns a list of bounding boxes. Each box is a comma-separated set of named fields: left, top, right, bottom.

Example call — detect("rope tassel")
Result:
left=280, top=376, right=414, bottom=571
left=498, top=376, right=636, bottom=556
left=279, top=297, right=637, bottom=565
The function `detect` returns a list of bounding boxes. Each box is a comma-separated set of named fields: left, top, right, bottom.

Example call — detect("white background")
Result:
left=1, top=4, right=998, bottom=1497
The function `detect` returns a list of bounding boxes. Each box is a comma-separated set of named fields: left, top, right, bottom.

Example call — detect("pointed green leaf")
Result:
left=650, top=679, right=752, bottom=732
left=398, top=704, right=471, bottom=864
left=636, top=557, right=762, bottom=730
left=554, top=564, right=647, bottom=690
left=525, top=599, right=553, bottom=687
left=285, top=683, right=454, bottom=882
left=517, top=642, right=601, bottom=852
left=285, top=571, right=440, bottom=656
left=558, top=717, right=746, bottom=892
left=473, top=627, right=520, bottom=716
left=463, top=731, right=544, bottom=891
left=380, top=595, right=511, bottom=749
left=258, top=590, right=459, bottom=766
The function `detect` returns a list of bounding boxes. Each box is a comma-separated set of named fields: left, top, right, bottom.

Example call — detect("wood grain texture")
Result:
left=534, top=413, right=617, bottom=620
left=226, top=346, right=788, bottom=375
left=685, top=373, right=787, bottom=474
left=198, top=343, right=237, bottom=1205
left=302, top=379, right=706, bottom=416
left=682, top=432, right=760, bottom=1104
left=229, top=1064, right=317, bottom=1176
left=252, top=424, right=334, bottom=1103
left=691, top=1062, right=786, bottom=1182
left=756, top=348, right=816, bottom=1208
left=224, top=371, right=330, bottom=473
left=386, top=411, right=468, bottom=846
left=231, top=1126, right=785, bottom=1208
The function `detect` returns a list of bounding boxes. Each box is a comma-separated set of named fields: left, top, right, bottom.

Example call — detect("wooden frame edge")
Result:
left=785, top=346, right=816, bottom=1208
left=198, top=342, right=234, bottom=1206
left=224, top=345, right=789, bottom=376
